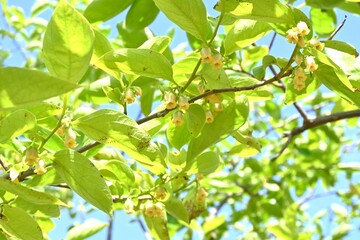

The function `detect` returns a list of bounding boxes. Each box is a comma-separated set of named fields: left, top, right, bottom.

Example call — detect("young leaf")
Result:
left=164, top=196, right=189, bottom=223
left=186, top=104, right=206, bottom=138
left=153, top=0, right=208, bottom=42
left=139, top=36, right=172, bottom=53
left=187, top=96, right=249, bottom=160
left=0, top=205, right=43, bottom=240
left=73, top=109, right=167, bottom=175
left=93, top=160, right=135, bottom=185
left=0, top=178, right=66, bottom=206
left=0, top=67, right=78, bottom=109
left=91, top=29, right=113, bottom=64
left=94, top=48, right=173, bottom=81
left=224, top=20, right=271, bottom=55
left=125, top=0, right=159, bottom=30
left=13, top=198, right=60, bottom=218
left=186, top=151, right=220, bottom=175
left=203, top=215, right=226, bottom=234
left=64, top=219, right=108, bottom=240
left=310, top=8, right=336, bottom=37
left=166, top=120, right=191, bottom=150
left=84, top=0, right=133, bottom=23
left=42, top=0, right=94, bottom=83
left=0, top=110, right=36, bottom=143
left=53, top=150, right=113, bottom=215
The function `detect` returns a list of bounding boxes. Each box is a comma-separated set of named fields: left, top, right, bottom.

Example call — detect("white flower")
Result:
left=310, top=38, right=325, bottom=51
left=296, top=21, right=310, bottom=37
left=286, top=27, right=299, bottom=44
left=305, top=56, right=318, bottom=72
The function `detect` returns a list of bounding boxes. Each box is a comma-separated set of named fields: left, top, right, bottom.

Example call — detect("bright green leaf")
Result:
left=42, top=0, right=94, bottom=83
left=53, top=150, right=113, bottom=215
left=139, top=36, right=171, bottom=54
left=166, top=120, right=191, bottom=150
left=73, top=109, right=166, bottom=175
left=125, top=0, right=159, bottom=30
left=186, top=104, right=206, bottom=138
left=65, top=219, right=108, bottom=240
left=310, top=8, right=336, bottom=37
left=203, top=215, right=226, bottom=234
left=143, top=214, right=170, bottom=240
left=324, top=40, right=359, bottom=57
left=0, top=110, right=36, bottom=143
left=91, top=29, right=113, bottom=64
left=186, top=151, right=220, bottom=175
left=164, top=196, right=189, bottom=223
left=84, top=0, right=133, bottom=23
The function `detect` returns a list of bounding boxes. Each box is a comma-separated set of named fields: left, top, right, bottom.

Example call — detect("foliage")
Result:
left=0, top=0, right=360, bottom=239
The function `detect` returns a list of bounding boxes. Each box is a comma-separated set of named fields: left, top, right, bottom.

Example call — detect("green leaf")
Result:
left=143, top=214, right=170, bottom=240
left=0, top=204, right=43, bottom=240
left=0, top=67, right=78, bottom=109
left=65, top=219, right=108, bottom=240
left=310, top=8, right=336, bottom=37
left=173, top=56, right=199, bottom=86
left=186, top=151, right=220, bottom=175
left=306, top=0, right=345, bottom=9
left=166, top=120, right=191, bottom=150
left=125, top=0, right=159, bottom=30
left=186, top=104, right=206, bottom=138
left=53, top=150, right=113, bottom=215
left=268, top=223, right=293, bottom=240
left=187, top=96, right=249, bottom=160
left=0, top=110, right=36, bottom=143
left=218, top=0, right=293, bottom=24
left=42, top=0, right=94, bottom=83
left=13, top=198, right=60, bottom=218
left=164, top=196, right=189, bottom=223
left=91, top=29, right=113, bottom=64
left=116, top=21, right=149, bottom=48
left=230, top=77, right=273, bottom=101
left=95, top=48, right=173, bottom=81
left=0, top=178, right=66, bottom=206
left=324, top=40, right=359, bottom=57
left=153, top=0, right=208, bottom=42
left=203, top=215, right=226, bottom=234
left=224, top=19, right=271, bottom=55
left=93, top=160, right=135, bottom=185
left=73, top=109, right=166, bottom=175
left=139, top=36, right=171, bottom=54
left=84, top=0, right=133, bottom=23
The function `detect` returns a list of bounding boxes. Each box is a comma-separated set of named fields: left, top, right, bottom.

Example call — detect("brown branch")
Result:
left=271, top=109, right=360, bottom=161
left=328, top=15, right=347, bottom=40
left=268, top=32, right=277, bottom=51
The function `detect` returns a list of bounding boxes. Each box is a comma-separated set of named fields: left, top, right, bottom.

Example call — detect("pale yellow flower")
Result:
left=172, top=111, right=184, bottom=126
left=164, top=92, right=177, bottom=109
left=305, top=56, right=318, bottom=72
left=123, top=89, right=135, bottom=104
left=295, top=54, right=303, bottom=66
left=25, top=148, right=39, bottom=165
left=34, top=159, right=47, bottom=175
left=178, top=95, right=189, bottom=111
left=297, top=37, right=306, bottom=48
left=196, top=187, right=208, bottom=203
left=211, top=53, right=223, bottom=69
left=310, top=38, right=325, bottom=51
left=296, top=21, right=310, bottom=37
left=286, top=27, right=299, bottom=44
left=294, top=67, right=307, bottom=91
left=200, top=47, right=213, bottom=63
left=124, top=198, right=135, bottom=214
left=64, top=128, right=77, bottom=148
left=205, top=111, right=214, bottom=124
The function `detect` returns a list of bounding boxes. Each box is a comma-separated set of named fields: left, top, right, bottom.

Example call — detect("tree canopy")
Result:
left=1, top=0, right=360, bottom=239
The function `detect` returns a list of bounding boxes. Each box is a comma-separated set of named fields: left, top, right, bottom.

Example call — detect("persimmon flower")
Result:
left=294, top=67, right=307, bottom=91
left=295, top=54, right=303, bottom=66
left=211, top=53, right=223, bottom=69
left=310, top=38, right=325, bottom=51
left=64, top=128, right=77, bottom=148
left=305, top=56, right=318, bottom=72
left=296, top=21, right=310, bottom=37
left=200, top=47, right=213, bottom=63
left=123, top=89, right=135, bottom=104
left=214, top=102, right=223, bottom=112
left=144, top=201, right=155, bottom=217
left=124, top=198, right=135, bottom=214
left=153, top=202, right=165, bottom=217
left=286, top=27, right=299, bottom=44
left=178, top=95, right=189, bottom=111
left=155, top=187, right=167, bottom=200
left=205, top=111, right=214, bottom=124
left=297, top=37, right=306, bottom=48
left=172, top=111, right=184, bottom=126
left=25, top=148, right=39, bottom=165
left=164, top=92, right=177, bottom=109
left=196, top=187, right=208, bottom=203
left=34, top=159, right=47, bottom=175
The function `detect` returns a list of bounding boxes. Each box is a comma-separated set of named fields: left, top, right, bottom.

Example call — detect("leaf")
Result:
left=0, top=110, right=36, bottom=143
left=0, top=67, right=78, bottom=109
left=310, top=8, right=336, bottom=37
left=93, top=160, right=135, bottom=185
left=0, top=205, right=43, bottom=240
left=187, top=96, right=249, bottom=160
left=224, top=19, right=271, bottom=55
left=143, top=214, right=170, bottom=240
left=186, top=104, right=205, bottom=138
left=324, top=40, right=359, bottom=57
left=186, top=151, right=220, bottom=175
left=73, top=109, right=166, bottom=175
left=65, top=219, right=108, bottom=240
left=139, top=36, right=171, bottom=54
left=0, top=178, right=66, bottom=206
left=125, top=0, right=159, bottom=30
left=306, top=0, right=345, bottom=9
left=165, top=196, right=189, bottom=223
left=84, top=0, right=133, bottom=23
left=153, top=0, right=208, bottom=42
left=166, top=120, right=191, bottom=150
left=91, top=29, right=113, bottom=64
left=173, top=56, right=199, bottom=86
left=42, top=0, right=94, bottom=83
left=95, top=48, right=173, bottom=81
left=13, top=198, right=60, bottom=218
left=218, top=0, right=293, bottom=24
left=203, top=215, right=226, bottom=234
left=230, top=77, right=273, bottom=101
left=53, top=150, right=113, bottom=215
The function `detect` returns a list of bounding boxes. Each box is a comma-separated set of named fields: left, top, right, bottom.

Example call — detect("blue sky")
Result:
left=1, top=0, right=360, bottom=239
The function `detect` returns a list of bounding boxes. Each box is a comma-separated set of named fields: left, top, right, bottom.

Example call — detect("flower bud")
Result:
left=297, top=37, right=306, bottom=48
left=305, top=56, right=318, bottom=72
left=144, top=201, right=156, bottom=217
left=133, top=86, right=142, bottom=96
left=155, top=187, right=168, bottom=201
left=293, top=67, right=307, bottom=91
left=214, top=102, right=223, bottom=112
left=25, top=148, right=39, bottom=165
left=172, top=111, right=184, bottom=126
left=296, top=21, right=310, bottom=37
left=211, top=53, right=223, bottom=69
left=164, top=92, right=177, bottom=109
left=310, top=38, right=325, bottom=51
left=205, top=111, right=214, bottom=124
left=34, top=159, right=46, bottom=175
left=196, top=187, right=208, bottom=203
left=286, top=27, right=299, bottom=44
left=206, top=94, right=222, bottom=104
left=123, top=89, right=135, bottom=104
left=153, top=202, right=165, bottom=217
left=124, top=198, right=135, bottom=214
left=295, top=54, right=303, bottom=66
left=178, top=96, right=189, bottom=111
left=64, top=127, right=77, bottom=148
left=200, top=47, right=213, bottom=63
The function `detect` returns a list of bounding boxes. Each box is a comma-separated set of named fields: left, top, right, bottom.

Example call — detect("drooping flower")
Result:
left=296, top=21, right=310, bottom=37
left=310, top=38, right=325, bottom=51
left=64, top=127, right=77, bottom=148
left=164, top=92, right=177, bottom=109
left=286, top=27, right=299, bottom=44
left=293, top=67, right=307, bottom=91
left=178, top=95, right=189, bottom=111
left=34, top=159, right=47, bottom=175
left=200, top=47, right=213, bottom=63
left=196, top=187, right=208, bottom=203
left=25, top=147, right=39, bottom=165
left=172, top=111, right=184, bottom=126
left=205, top=111, right=214, bottom=124
left=211, top=53, right=223, bottom=69
left=124, top=198, right=135, bottom=214
left=305, top=56, right=318, bottom=72
left=123, top=89, right=135, bottom=104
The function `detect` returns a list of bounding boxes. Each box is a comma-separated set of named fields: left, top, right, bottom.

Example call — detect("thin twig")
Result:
left=268, top=32, right=277, bottom=51
left=107, top=217, right=114, bottom=240
left=135, top=217, right=152, bottom=240
left=293, top=102, right=310, bottom=123
left=0, top=158, right=8, bottom=171
left=329, top=16, right=347, bottom=40
left=77, top=141, right=102, bottom=153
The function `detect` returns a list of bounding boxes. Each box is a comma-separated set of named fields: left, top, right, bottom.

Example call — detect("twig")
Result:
left=271, top=109, right=360, bottom=161
left=77, top=141, right=102, bottom=153
left=293, top=102, right=310, bottom=123
left=268, top=32, right=277, bottom=51
left=107, top=217, right=114, bottom=240
left=299, top=190, right=337, bottom=207
left=329, top=16, right=347, bottom=40
left=0, top=158, right=8, bottom=171
left=135, top=217, right=152, bottom=240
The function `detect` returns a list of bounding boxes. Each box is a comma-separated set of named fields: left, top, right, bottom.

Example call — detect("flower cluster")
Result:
left=293, top=55, right=319, bottom=91
left=142, top=201, right=165, bottom=218
left=122, top=87, right=142, bottom=105
left=24, top=148, right=46, bottom=175
left=286, top=21, right=310, bottom=47
left=196, top=187, right=208, bottom=203
left=200, top=47, right=223, bottom=69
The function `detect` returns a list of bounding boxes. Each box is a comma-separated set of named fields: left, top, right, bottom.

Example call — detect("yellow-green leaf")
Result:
left=0, top=110, right=36, bottom=143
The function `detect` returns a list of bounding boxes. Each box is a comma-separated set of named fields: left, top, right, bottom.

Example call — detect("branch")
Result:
left=329, top=15, right=347, bottom=40
left=271, top=109, right=360, bottom=161
left=107, top=217, right=114, bottom=240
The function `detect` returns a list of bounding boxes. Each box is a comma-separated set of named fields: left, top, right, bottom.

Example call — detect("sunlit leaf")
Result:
left=84, top=0, right=133, bottom=23
left=0, top=110, right=36, bottom=143
left=64, top=219, right=108, bottom=240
